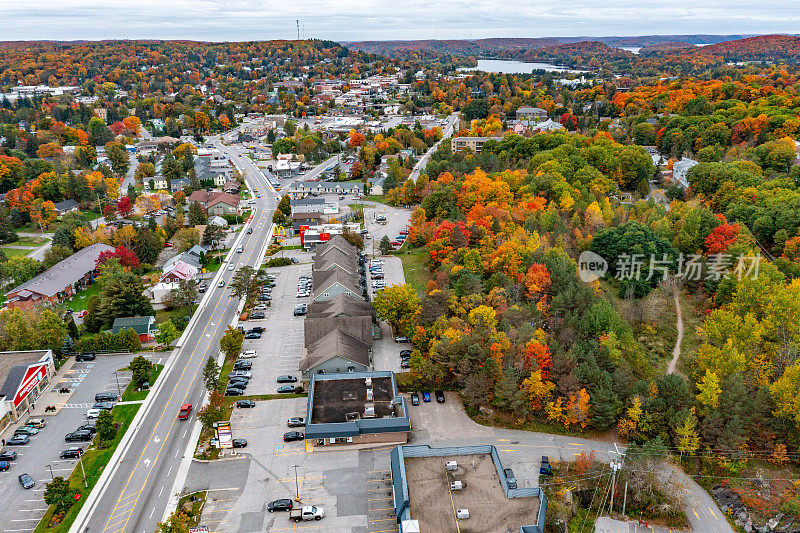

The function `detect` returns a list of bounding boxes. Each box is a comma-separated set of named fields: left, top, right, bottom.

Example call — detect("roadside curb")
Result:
left=190, top=454, right=248, bottom=464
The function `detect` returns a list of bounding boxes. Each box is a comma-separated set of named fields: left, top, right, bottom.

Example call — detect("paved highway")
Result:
left=71, top=140, right=279, bottom=533
left=409, top=112, right=459, bottom=181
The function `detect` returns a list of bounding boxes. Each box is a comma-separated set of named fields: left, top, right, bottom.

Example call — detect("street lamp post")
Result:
left=79, top=453, right=87, bottom=487
left=46, top=464, right=54, bottom=480
left=292, top=464, right=300, bottom=502
left=113, top=371, right=121, bottom=395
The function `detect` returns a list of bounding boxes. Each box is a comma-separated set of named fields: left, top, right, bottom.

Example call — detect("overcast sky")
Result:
left=2, top=1, right=799, bottom=42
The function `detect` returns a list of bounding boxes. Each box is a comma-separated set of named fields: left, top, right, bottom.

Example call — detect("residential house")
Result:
left=4, top=243, right=114, bottom=310
left=53, top=199, right=79, bottom=216
left=208, top=215, right=228, bottom=227
left=516, top=106, right=547, bottom=121
left=187, top=190, right=240, bottom=216
left=299, top=329, right=372, bottom=378
left=160, top=260, right=198, bottom=282
left=111, top=316, right=156, bottom=342
left=672, top=157, right=699, bottom=189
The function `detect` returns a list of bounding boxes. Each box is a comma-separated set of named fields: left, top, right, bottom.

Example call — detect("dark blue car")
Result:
left=422, top=391, right=431, bottom=403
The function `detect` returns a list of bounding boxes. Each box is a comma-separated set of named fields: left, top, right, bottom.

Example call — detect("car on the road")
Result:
left=394, top=336, right=410, bottom=343
left=277, top=375, right=298, bottom=383
left=65, top=430, right=92, bottom=442
left=540, top=456, right=552, bottom=476
left=77, top=310, right=87, bottom=318
left=235, top=400, right=256, bottom=409
left=236, top=245, right=244, bottom=253
left=239, top=350, right=257, bottom=359
left=60, top=447, right=84, bottom=459
left=218, top=279, right=225, bottom=288
left=224, top=387, right=244, bottom=396
left=435, top=390, right=445, bottom=403
left=277, top=385, right=298, bottom=393
left=504, top=468, right=517, bottom=489
left=293, top=304, right=307, bottom=316
left=410, top=393, right=420, bottom=406
left=267, top=499, right=294, bottom=512
left=422, top=391, right=431, bottom=403
left=0, top=451, right=18, bottom=461
left=283, top=431, right=304, bottom=442
left=14, top=426, right=38, bottom=436
left=250, top=312, right=265, bottom=319
left=228, top=263, right=235, bottom=271
left=18, top=473, right=35, bottom=489
left=95, top=392, right=118, bottom=402
left=244, top=331, right=261, bottom=339
left=232, top=438, right=248, bottom=448
left=246, top=227, right=253, bottom=234
left=164, top=241, right=173, bottom=248
left=178, top=404, right=192, bottom=420
left=287, top=417, right=306, bottom=428
left=75, top=353, right=96, bottom=362
left=7, top=435, right=29, bottom=446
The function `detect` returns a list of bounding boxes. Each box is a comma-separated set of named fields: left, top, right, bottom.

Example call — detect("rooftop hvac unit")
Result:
left=456, top=509, right=470, bottom=520
left=365, top=377, right=372, bottom=387
left=450, top=481, right=464, bottom=490
left=366, top=388, right=373, bottom=401
left=445, top=461, right=458, bottom=471
left=364, top=405, right=376, bottom=418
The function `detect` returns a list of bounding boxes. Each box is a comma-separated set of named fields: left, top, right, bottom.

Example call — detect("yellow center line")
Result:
left=368, top=507, right=394, bottom=512
left=369, top=518, right=396, bottom=523
left=368, top=497, right=393, bottom=501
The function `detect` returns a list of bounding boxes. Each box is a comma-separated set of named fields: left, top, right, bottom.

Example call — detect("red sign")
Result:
left=14, top=363, right=48, bottom=408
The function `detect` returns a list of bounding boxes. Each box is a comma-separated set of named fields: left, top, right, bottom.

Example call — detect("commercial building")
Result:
left=4, top=243, right=114, bottom=310
left=390, top=444, right=547, bottom=533
left=450, top=136, right=502, bottom=153
left=304, top=371, right=410, bottom=447
left=0, top=350, right=56, bottom=430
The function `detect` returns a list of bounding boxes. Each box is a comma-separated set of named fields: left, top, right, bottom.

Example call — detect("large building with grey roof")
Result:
left=0, top=350, right=55, bottom=429
left=4, top=243, right=114, bottom=310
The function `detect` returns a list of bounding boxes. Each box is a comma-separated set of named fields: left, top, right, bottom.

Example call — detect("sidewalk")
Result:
left=596, top=516, right=680, bottom=533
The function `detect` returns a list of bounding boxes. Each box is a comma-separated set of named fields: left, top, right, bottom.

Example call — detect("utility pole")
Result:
left=609, top=443, right=624, bottom=515
left=296, top=20, right=300, bottom=41
left=292, top=464, right=300, bottom=501
left=621, top=481, right=628, bottom=517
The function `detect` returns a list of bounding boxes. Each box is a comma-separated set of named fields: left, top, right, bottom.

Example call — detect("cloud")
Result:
left=1, top=0, right=799, bottom=41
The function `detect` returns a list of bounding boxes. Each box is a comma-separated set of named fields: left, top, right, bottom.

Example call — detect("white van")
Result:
left=86, top=409, right=101, bottom=419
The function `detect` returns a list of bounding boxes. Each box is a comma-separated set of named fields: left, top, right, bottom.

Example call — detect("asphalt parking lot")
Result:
left=0, top=353, right=163, bottom=533
left=238, top=257, right=312, bottom=395
left=186, top=397, right=398, bottom=533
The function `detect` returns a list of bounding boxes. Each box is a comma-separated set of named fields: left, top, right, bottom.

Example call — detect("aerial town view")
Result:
left=1, top=2, right=800, bottom=533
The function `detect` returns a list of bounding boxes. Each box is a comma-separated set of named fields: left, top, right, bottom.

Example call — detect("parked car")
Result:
left=253, top=304, right=269, bottom=311
left=267, top=499, right=294, bottom=512
left=289, top=505, right=324, bottom=522
left=60, top=447, right=83, bottom=459
left=77, top=423, right=96, bottom=435
left=540, top=456, right=552, bottom=476
left=0, top=451, right=18, bottom=461
left=233, top=361, right=252, bottom=370
left=283, top=431, right=304, bottom=442
left=224, top=388, right=244, bottom=396
left=394, top=336, right=410, bottom=343
left=7, top=435, right=29, bottom=446
left=18, top=473, right=35, bottom=489
left=75, top=353, right=96, bottom=362
left=277, top=375, right=298, bottom=383
left=422, top=391, right=431, bottom=403
left=235, top=400, right=256, bottom=409
left=14, top=426, right=38, bottom=436
left=94, top=392, right=118, bottom=402
left=248, top=326, right=265, bottom=333
left=277, top=385, right=298, bottom=393
left=92, top=402, right=114, bottom=410
left=65, top=430, right=92, bottom=442
left=239, top=350, right=257, bottom=359
left=287, top=417, right=306, bottom=428
left=399, top=349, right=412, bottom=357
left=504, top=468, right=517, bottom=489
left=400, top=360, right=410, bottom=369
left=293, top=304, right=307, bottom=316
left=178, top=404, right=192, bottom=420
left=25, top=417, right=46, bottom=429
left=410, top=393, right=420, bottom=406
left=250, top=312, right=265, bottom=320
left=0, top=461, right=8, bottom=471
left=244, top=332, right=261, bottom=339
left=230, top=370, right=252, bottom=379
left=227, top=380, right=248, bottom=390
left=232, top=438, right=248, bottom=448
left=86, top=409, right=101, bottom=419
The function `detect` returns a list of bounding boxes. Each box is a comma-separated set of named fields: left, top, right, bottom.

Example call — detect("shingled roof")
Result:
left=306, top=293, right=374, bottom=319
left=304, top=316, right=373, bottom=346
left=299, top=329, right=371, bottom=372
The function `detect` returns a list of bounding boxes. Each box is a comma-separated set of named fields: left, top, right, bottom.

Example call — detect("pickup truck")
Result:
left=289, top=506, right=324, bottom=522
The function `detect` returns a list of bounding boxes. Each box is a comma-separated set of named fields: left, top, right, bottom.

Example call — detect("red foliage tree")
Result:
left=97, top=246, right=140, bottom=269
left=117, top=196, right=132, bottom=217
left=704, top=223, right=741, bottom=255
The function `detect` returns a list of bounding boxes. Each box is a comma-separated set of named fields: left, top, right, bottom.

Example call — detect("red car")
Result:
left=77, top=310, right=87, bottom=318
left=399, top=230, right=409, bottom=235
left=178, top=404, right=192, bottom=420
left=164, top=241, right=174, bottom=248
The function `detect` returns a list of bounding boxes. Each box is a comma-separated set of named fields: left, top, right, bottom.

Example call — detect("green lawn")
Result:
left=398, top=250, right=430, bottom=296
left=34, top=404, right=140, bottom=533
left=155, top=305, right=197, bottom=327
left=14, top=236, right=49, bottom=246
left=66, top=283, right=102, bottom=312
left=121, top=364, right=163, bottom=402
left=0, top=247, right=33, bottom=259
left=204, top=260, right=223, bottom=273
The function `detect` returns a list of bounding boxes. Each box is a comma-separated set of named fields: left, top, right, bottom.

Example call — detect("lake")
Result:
left=458, top=59, right=586, bottom=74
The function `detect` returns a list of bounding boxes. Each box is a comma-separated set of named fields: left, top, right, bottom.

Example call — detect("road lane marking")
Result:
left=692, top=507, right=699, bottom=520
left=497, top=439, right=511, bottom=442
left=708, top=507, right=717, bottom=519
